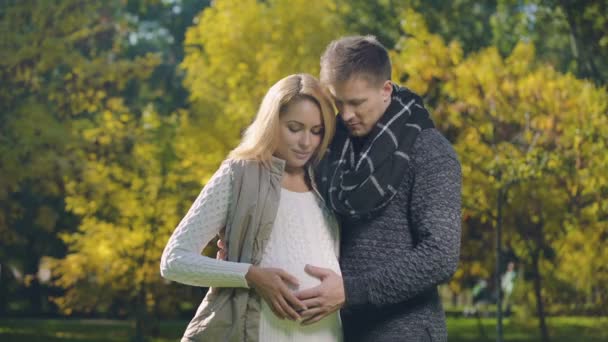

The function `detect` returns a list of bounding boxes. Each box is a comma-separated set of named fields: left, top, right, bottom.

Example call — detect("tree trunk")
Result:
left=475, top=310, right=487, bottom=340
left=23, top=255, right=42, bottom=315
left=133, top=288, right=160, bottom=342
left=0, top=263, right=6, bottom=315
left=134, top=289, right=148, bottom=342
left=532, top=252, right=550, bottom=342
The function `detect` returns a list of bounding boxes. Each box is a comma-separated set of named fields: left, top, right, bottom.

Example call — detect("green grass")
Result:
left=447, top=316, right=608, bottom=342
left=0, top=318, right=186, bottom=342
left=0, top=316, right=606, bottom=341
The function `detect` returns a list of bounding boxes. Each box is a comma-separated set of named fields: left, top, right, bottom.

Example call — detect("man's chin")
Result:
left=347, top=128, right=370, bottom=137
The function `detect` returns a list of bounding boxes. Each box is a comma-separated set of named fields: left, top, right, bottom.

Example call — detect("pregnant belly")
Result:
left=259, top=251, right=340, bottom=291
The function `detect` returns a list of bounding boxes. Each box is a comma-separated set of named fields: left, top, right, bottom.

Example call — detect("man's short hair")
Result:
left=320, top=35, right=391, bottom=86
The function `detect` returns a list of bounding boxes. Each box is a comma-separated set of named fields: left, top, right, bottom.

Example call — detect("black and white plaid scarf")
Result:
left=317, top=84, right=435, bottom=220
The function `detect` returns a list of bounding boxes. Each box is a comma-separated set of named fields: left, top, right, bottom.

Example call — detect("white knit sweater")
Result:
left=160, top=163, right=342, bottom=341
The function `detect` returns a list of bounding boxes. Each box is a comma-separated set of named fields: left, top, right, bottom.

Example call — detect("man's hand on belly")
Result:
left=295, top=264, right=345, bottom=325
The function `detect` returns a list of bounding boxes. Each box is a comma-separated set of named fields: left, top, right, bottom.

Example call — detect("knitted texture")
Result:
left=160, top=162, right=251, bottom=288
left=321, top=85, right=435, bottom=220
left=338, top=128, right=462, bottom=342
left=258, top=189, right=342, bottom=341
left=161, top=163, right=343, bottom=341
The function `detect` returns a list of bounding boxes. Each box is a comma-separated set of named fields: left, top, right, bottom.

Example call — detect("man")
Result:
left=501, top=261, right=517, bottom=316
left=295, top=36, right=462, bottom=341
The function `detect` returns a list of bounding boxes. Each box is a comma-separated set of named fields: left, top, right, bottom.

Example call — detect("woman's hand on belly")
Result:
left=245, top=265, right=308, bottom=321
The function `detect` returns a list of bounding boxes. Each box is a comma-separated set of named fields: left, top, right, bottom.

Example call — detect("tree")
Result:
left=180, top=0, right=346, bottom=177
left=334, top=0, right=497, bottom=52
left=1, top=0, right=212, bottom=330
left=49, top=106, right=191, bottom=340
left=0, top=0, right=159, bottom=315
left=491, top=0, right=608, bottom=85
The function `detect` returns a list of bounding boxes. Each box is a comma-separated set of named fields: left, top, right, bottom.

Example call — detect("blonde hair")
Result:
left=229, top=74, right=335, bottom=166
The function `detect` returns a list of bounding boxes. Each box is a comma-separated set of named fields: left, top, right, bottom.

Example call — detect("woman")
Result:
left=160, top=74, right=342, bottom=342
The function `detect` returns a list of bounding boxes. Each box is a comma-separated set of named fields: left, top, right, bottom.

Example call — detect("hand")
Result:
left=295, top=264, right=345, bottom=325
left=216, top=238, right=227, bottom=260
left=245, top=266, right=307, bottom=321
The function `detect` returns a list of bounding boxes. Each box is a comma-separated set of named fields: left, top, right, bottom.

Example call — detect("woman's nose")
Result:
left=299, top=132, right=312, bottom=148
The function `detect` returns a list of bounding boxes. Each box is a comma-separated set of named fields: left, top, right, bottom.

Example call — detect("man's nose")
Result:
left=340, top=107, right=355, bottom=121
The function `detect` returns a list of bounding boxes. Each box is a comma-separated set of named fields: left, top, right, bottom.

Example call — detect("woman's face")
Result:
left=274, top=98, right=324, bottom=170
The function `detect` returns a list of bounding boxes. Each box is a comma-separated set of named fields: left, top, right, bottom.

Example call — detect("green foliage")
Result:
left=0, top=0, right=159, bottom=315
left=492, top=0, right=608, bottom=84
left=0, top=0, right=210, bottom=324
left=49, top=106, right=188, bottom=317
left=180, top=0, right=346, bottom=180
left=335, top=1, right=497, bottom=52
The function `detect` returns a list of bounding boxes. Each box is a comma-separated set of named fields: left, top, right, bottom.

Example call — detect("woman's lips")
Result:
left=293, top=151, right=312, bottom=160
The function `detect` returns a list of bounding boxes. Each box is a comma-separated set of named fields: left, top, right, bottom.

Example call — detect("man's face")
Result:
left=327, top=75, right=392, bottom=137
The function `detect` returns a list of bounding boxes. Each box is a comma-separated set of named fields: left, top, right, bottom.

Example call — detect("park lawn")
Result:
left=447, top=316, right=608, bottom=342
left=0, top=316, right=606, bottom=341
left=0, top=318, right=184, bottom=342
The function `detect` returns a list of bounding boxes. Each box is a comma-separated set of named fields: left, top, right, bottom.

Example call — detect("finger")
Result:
left=277, top=294, right=300, bottom=321
left=299, top=307, right=324, bottom=319
left=277, top=269, right=300, bottom=287
left=304, top=264, right=331, bottom=278
left=270, top=299, right=286, bottom=320
left=295, top=286, right=321, bottom=300
left=217, top=239, right=225, bottom=249
left=301, top=312, right=327, bottom=325
left=281, top=287, right=307, bottom=311
left=217, top=247, right=226, bottom=259
left=300, top=298, right=321, bottom=309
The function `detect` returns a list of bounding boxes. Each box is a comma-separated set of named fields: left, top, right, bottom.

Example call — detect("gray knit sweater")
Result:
left=337, top=128, right=462, bottom=342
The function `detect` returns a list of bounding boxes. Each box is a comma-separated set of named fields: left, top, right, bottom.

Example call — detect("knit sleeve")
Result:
left=160, top=161, right=251, bottom=288
left=343, top=129, right=462, bottom=307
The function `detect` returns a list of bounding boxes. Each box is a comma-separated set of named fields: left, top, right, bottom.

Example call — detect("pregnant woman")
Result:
left=160, top=73, right=342, bottom=342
